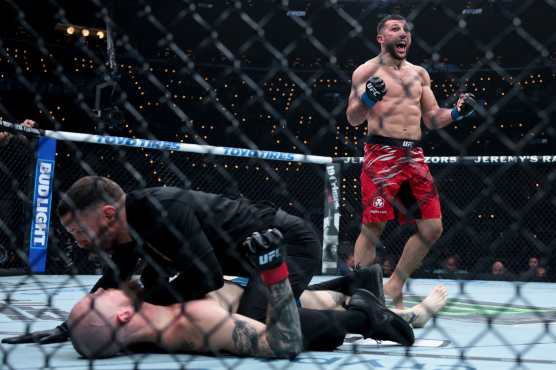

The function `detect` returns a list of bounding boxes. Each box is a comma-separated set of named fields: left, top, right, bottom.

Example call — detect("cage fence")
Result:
left=0, top=0, right=555, bottom=368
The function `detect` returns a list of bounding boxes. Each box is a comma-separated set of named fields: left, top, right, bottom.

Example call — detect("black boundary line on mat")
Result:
left=335, top=349, right=556, bottom=365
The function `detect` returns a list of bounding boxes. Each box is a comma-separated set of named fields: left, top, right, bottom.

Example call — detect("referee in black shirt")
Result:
left=62, top=176, right=320, bottom=315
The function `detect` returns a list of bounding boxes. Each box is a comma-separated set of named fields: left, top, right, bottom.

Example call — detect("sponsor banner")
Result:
left=335, top=155, right=556, bottom=165
left=464, top=155, right=556, bottom=164
left=94, top=135, right=302, bottom=162
left=28, top=137, right=56, bottom=273
left=222, top=147, right=295, bottom=161
left=95, top=135, right=180, bottom=151
left=322, top=164, right=341, bottom=274
left=92, top=134, right=327, bottom=163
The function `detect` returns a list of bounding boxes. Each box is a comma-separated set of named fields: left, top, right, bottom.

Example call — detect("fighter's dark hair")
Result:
left=377, top=14, right=408, bottom=34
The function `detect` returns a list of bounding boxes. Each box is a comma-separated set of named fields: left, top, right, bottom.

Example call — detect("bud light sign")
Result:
left=28, top=137, right=56, bottom=272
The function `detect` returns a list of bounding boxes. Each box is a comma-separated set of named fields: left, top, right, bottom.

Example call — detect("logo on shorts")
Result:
left=372, top=196, right=385, bottom=208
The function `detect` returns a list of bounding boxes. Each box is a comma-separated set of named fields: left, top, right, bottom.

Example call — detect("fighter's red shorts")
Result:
left=361, top=138, right=442, bottom=224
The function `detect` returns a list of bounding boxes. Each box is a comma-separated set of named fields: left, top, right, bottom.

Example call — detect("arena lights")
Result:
left=462, top=0, right=483, bottom=14
left=287, top=0, right=306, bottom=17
left=462, top=8, right=483, bottom=15
left=55, top=23, right=106, bottom=40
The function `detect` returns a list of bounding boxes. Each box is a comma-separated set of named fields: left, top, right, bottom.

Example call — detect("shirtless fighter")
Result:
left=346, top=14, right=478, bottom=307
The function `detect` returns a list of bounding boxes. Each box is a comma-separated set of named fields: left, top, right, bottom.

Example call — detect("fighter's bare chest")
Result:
left=375, top=69, right=422, bottom=98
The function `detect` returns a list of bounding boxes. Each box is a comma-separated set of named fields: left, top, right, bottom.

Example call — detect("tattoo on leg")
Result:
left=231, top=320, right=260, bottom=355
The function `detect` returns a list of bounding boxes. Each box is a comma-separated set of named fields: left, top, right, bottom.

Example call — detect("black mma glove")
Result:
left=361, top=76, right=387, bottom=109
left=243, top=228, right=288, bottom=285
left=2, top=322, right=69, bottom=344
left=451, top=92, right=478, bottom=121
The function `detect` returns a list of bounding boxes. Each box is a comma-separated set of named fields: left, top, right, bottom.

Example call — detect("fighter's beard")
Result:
left=385, top=42, right=407, bottom=60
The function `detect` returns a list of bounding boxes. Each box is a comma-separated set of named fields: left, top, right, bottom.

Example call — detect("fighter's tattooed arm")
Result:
left=231, top=320, right=260, bottom=354
left=229, top=280, right=302, bottom=358
left=264, top=279, right=303, bottom=357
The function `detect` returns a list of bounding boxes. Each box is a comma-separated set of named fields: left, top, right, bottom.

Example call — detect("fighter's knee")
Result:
left=432, top=223, right=443, bottom=241
left=421, top=223, right=443, bottom=244
left=361, top=222, right=386, bottom=240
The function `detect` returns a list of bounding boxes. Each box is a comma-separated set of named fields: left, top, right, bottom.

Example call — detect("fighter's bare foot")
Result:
left=408, top=285, right=448, bottom=328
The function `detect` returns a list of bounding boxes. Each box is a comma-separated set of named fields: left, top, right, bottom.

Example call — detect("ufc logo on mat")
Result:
left=259, top=249, right=281, bottom=265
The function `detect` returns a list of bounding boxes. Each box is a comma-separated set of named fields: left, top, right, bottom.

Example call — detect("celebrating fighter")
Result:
left=346, top=14, right=479, bottom=307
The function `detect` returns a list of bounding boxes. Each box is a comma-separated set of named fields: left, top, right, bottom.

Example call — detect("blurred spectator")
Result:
left=521, top=264, right=549, bottom=282
left=519, top=256, right=540, bottom=280
left=489, top=260, right=515, bottom=281
left=336, top=242, right=355, bottom=275
left=492, top=260, right=505, bottom=274
left=475, top=259, right=515, bottom=281
left=533, top=266, right=548, bottom=281
left=0, top=119, right=37, bottom=271
left=434, top=254, right=468, bottom=278
left=382, top=255, right=395, bottom=277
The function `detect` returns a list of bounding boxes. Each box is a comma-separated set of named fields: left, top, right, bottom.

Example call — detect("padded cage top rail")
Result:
left=2, top=119, right=554, bottom=165
left=0, top=118, right=332, bottom=165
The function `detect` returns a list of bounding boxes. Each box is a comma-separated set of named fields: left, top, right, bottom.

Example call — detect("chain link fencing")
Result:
left=0, top=0, right=555, bottom=367
left=338, top=158, right=556, bottom=281
left=0, top=135, right=35, bottom=271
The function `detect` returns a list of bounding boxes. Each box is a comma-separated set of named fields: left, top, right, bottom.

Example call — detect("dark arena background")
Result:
left=0, top=0, right=555, bottom=369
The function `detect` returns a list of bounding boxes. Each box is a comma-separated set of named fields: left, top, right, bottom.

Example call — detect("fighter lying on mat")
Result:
left=68, top=286, right=407, bottom=359
left=68, top=265, right=446, bottom=359
left=68, top=267, right=303, bottom=358
left=68, top=231, right=414, bottom=358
